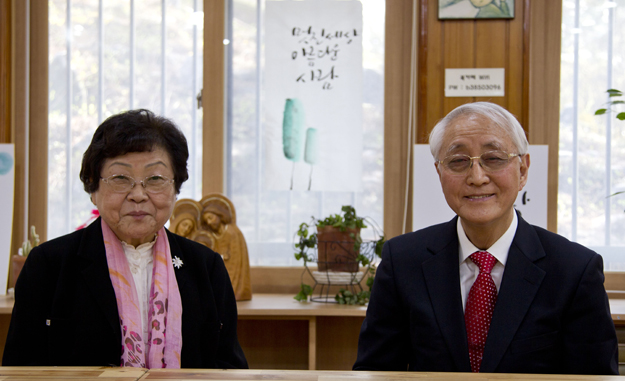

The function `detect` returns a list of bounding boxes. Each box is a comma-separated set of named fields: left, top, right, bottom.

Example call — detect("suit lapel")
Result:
left=422, top=218, right=472, bottom=372
left=480, top=216, right=546, bottom=372
left=166, top=230, right=190, bottom=293
left=77, top=218, right=122, bottom=336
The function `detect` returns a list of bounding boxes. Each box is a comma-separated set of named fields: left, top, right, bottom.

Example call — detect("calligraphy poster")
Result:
left=264, top=1, right=363, bottom=191
left=412, top=144, right=548, bottom=231
left=0, top=144, right=15, bottom=294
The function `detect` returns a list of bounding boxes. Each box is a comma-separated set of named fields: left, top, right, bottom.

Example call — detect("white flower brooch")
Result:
left=172, top=256, right=184, bottom=269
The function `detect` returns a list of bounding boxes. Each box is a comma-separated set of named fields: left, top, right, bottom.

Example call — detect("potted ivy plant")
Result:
left=595, top=89, right=625, bottom=120
left=596, top=89, right=625, bottom=209
left=294, top=205, right=384, bottom=304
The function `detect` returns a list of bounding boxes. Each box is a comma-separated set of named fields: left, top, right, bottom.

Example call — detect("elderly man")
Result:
left=353, top=102, right=618, bottom=374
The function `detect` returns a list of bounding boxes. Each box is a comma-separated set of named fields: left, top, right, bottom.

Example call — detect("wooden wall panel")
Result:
left=202, top=0, right=225, bottom=195
left=0, top=0, right=10, bottom=144
left=442, top=20, right=476, bottom=114
left=28, top=2, right=48, bottom=241
left=419, top=0, right=527, bottom=134
left=474, top=19, right=507, bottom=107
left=526, top=0, right=562, bottom=232
left=11, top=0, right=28, bottom=267
left=507, top=0, right=526, bottom=125
left=419, top=0, right=442, bottom=144
left=383, top=0, right=416, bottom=239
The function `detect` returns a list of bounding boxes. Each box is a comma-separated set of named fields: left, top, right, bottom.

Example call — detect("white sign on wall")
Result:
left=413, top=144, right=548, bottom=231
left=0, top=144, right=15, bottom=295
left=445, top=68, right=505, bottom=97
left=264, top=1, right=363, bottom=191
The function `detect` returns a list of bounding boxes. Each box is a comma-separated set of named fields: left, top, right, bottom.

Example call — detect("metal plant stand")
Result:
left=303, top=240, right=377, bottom=303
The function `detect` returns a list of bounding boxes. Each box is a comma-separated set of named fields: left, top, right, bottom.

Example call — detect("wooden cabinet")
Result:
left=236, top=294, right=365, bottom=370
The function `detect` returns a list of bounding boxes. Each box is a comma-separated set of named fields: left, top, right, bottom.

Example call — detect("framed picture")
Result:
left=439, top=0, right=514, bottom=20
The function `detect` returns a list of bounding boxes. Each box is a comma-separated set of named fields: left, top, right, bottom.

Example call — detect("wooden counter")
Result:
left=2, top=294, right=625, bottom=371
left=142, top=368, right=625, bottom=380
left=0, top=366, right=144, bottom=380
left=1, top=367, right=625, bottom=380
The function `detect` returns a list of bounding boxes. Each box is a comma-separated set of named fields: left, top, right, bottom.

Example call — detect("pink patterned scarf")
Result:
left=102, top=220, right=183, bottom=368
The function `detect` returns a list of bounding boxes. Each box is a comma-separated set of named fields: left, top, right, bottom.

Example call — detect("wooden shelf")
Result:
left=237, top=293, right=367, bottom=317
left=236, top=294, right=365, bottom=370
left=609, top=299, right=625, bottom=326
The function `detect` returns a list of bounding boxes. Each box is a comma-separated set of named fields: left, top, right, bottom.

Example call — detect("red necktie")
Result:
left=465, top=251, right=498, bottom=373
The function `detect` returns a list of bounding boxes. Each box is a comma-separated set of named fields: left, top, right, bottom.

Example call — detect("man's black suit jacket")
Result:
left=2, top=218, right=248, bottom=369
left=354, top=215, right=618, bottom=374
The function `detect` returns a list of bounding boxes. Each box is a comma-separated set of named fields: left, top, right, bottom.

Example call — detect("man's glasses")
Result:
left=437, top=151, right=523, bottom=175
left=101, top=174, right=174, bottom=194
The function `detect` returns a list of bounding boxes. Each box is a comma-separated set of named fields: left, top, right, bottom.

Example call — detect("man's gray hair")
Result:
left=429, top=102, right=529, bottom=160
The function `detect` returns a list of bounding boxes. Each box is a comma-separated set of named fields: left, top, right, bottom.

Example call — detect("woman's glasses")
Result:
left=101, top=174, right=174, bottom=194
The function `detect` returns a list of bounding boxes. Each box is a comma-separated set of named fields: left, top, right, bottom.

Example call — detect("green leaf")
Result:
left=611, top=100, right=625, bottom=105
left=607, top=89, right=623, bottom=97
left=375, top=236, right=385, bottom=257
left=617, top=112, right=625, bottom=121
left=294, top=283, right=313, bottom=302
left=358, top=255, right=370, bottom=266
left=293, top=291, right=308, bottom=302
left=595, top=108, right=608, bottom=115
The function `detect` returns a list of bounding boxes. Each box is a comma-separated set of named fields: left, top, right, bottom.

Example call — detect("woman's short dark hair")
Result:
left=80, top=109, right=189, bottom=194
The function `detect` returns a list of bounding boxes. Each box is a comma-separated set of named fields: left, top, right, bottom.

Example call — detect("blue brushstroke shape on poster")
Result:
left=304, top=128, right=318, bottom=165
left=282, top=98, right=306, bottom=162
left=0, top=152, right=13, bottom=175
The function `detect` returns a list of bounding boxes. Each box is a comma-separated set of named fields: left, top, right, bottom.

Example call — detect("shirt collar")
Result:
left=120, top=235, right=158, bottom=263
left=457, top=211, right=518, bottom=266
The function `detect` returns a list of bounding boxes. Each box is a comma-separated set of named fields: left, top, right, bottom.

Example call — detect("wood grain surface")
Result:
left=141, top=368, right=625, bottom=380
left=0, top=367, right=624, bottom=381
left=237, top=294, right=367, bottom=317
left=0, top=366, right=144, bottom=380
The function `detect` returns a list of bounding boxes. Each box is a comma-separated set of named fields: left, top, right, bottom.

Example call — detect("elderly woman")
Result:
left=2, top=109, right=248, bottom=369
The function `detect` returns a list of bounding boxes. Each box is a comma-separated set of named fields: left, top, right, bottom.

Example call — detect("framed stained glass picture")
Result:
left=439, top=0, right=514, bottom=20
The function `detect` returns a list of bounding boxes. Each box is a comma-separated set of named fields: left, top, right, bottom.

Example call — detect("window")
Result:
left=48, top=0, right=204, bottom=239
left=559, top=0, right=625, bottom=268
left=228, top=0, right=385, bottom=265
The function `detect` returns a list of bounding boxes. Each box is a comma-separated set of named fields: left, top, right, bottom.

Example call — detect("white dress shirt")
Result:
left=121, top=238, right=156, bottom=347
left=458, top=212, right=518, bottom=311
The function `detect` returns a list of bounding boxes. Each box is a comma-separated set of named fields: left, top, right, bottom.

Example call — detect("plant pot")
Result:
left=316, top=226, right=360, bottom=272
left=10, top=255, right=27, bottom=289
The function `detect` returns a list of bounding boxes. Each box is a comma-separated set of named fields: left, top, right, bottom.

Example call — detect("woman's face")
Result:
left=177, top=218, right=195, bottom=237
left=92, top=147, right=176, bottom=247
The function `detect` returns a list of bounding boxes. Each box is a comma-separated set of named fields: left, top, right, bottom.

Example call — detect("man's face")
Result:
left=203, top=212, right=221, bottom=232
left=435, top=114, right=529, bottom=234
